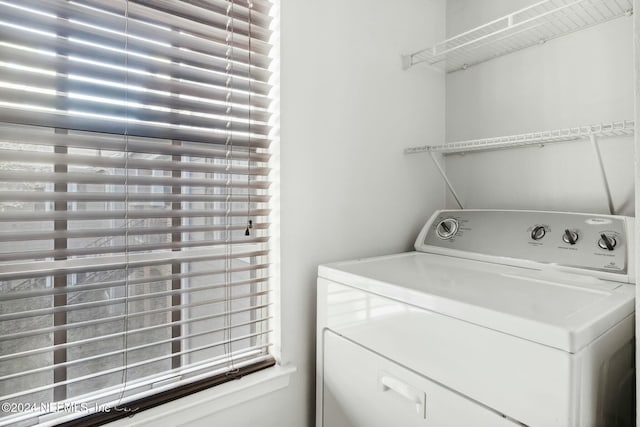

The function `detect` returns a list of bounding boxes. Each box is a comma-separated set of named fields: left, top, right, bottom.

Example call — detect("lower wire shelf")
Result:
left=404, top=120, right=634, bottom=155
left=405, top=119, right=634, bottom=214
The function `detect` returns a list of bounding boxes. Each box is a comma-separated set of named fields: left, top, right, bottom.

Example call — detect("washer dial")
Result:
left=530, top=225, right=546, bottom=241
left=597, top=233, right=617, bottom=251
left=436, top=218, right=459, bottom=240
left=562, top=229, right=578, bottom=245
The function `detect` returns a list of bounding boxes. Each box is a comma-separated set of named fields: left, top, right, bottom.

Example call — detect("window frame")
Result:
left=0, top=0, right=281, bottom=425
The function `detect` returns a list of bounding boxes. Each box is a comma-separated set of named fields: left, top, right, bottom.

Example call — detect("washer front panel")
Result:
left=318, top=278, right=575, bottom=427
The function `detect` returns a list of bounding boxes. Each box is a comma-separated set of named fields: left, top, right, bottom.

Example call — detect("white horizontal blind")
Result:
left=0, top=0, right=274, bottom=425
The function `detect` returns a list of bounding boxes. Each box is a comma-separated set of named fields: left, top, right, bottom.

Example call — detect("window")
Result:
left=0, top=1, right=275, bottom=425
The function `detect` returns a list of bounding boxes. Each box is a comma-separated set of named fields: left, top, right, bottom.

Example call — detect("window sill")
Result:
left=107, top=364, right=297, bottom=427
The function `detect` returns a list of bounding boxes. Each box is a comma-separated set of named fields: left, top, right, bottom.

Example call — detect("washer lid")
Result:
left=318, top=251, right=635, bottom=353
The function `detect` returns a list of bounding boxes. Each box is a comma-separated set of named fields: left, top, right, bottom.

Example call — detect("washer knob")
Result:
left=530, top=225, right=546, bottom=241
left=598, top=233, right=616, bottom=251
left=562, top=229, right=578, bottom=245
left=436, top=218, right=458, bottom=240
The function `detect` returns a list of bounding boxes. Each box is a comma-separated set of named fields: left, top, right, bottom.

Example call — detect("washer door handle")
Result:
left=379, top=373, right=426, bottom=418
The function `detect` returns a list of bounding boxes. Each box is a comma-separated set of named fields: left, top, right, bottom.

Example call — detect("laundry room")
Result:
left=0, top=1, right=638, bottom=427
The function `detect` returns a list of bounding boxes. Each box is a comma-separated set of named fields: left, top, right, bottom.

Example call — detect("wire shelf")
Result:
left=405, top=120, right=635, bottom=155
left=403, top=0, right=633, bottom=73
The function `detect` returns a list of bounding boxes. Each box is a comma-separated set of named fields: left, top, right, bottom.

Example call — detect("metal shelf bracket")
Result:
left=407, top=120, right=634, bottom=213
left=590, top=134, right=615, bottom=215
left=428, top=151, right=464, bottom=209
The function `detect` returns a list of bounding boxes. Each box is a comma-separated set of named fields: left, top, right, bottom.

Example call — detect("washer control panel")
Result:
left=416, top=209, right=634, bottom=277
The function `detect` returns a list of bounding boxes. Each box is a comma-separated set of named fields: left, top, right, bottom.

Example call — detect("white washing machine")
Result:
left=316, top=209, right=635, bottom=427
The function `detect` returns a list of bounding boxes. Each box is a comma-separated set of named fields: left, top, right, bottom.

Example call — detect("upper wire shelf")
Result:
left=402, top=0, right=633, bottom=73
left=405, top=120, right=635, bottom=155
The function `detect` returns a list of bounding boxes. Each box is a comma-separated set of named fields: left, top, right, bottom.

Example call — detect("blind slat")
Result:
left=0, top=105, right=270, bottom=145
left=0, top=302, right=271, bottom=361
left=10, top=0, right=273, bottom=68
left=1, top=287, right=271, bottom=342
left=0, top=69, right=271, bottom=123
left=0, top=88, right=272, bottom=136
left=0, top=122, right=271, bottom=159
left=82, top=0, right=273, bottom=52
left=0, top=237, right=270, bottom=262
left=0, top=208, right=270, bottom=222
left=131, top=0, right=273, bottom=41
left=1, top=317, right=272, bottom=381
left=2, top=263, right=270, bottom=301
left=0, top=222, right=270, bottom=243
left=0, top=171, right=271, bottom=189
left=0, top=11, right=273, bottom=83
left=0, top=191, right=271, bottom=204
left=0, top=149, right=271, bottom=176
left=0, top=27, right=272, bottom=92
left=0, top=248, right=269, bottom=281
left=0, top=282, right=270, bottom=324
left=0, top=45, right=272, bottom=109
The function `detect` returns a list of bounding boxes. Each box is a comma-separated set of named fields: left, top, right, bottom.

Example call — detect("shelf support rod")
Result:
left=429, top=151, right=464, bottom=209
left=589, top=134, right=615, bottom=215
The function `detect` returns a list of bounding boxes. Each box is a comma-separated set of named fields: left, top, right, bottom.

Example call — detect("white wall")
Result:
left=270, top=1, right=445, bottom=425
left=113, top=2, right=446, bottom=426
left=444, top=1, right=635, bottom=216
